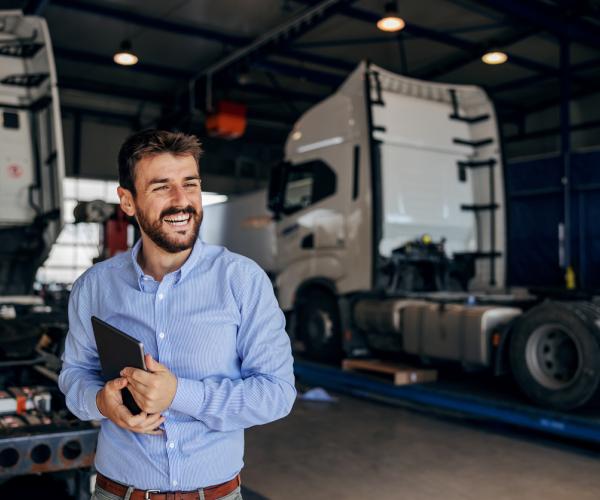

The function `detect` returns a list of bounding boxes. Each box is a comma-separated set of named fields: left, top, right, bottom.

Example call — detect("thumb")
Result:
left=108, top=377, right=127, bottom=391
left=145, top=353, right=165, bottom=372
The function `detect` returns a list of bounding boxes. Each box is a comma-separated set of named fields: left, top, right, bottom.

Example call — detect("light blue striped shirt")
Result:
left=58, top=237, right=296, bottom=490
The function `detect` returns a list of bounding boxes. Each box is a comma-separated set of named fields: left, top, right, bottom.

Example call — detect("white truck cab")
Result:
left=269, top=62, right=505, bottom=311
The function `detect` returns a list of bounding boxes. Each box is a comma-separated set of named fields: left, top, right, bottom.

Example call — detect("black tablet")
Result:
left=91, top=316, right=146, bottom=415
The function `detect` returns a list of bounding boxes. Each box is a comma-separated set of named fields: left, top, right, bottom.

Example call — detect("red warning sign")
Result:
left=7, top=164, right=23, bottom=178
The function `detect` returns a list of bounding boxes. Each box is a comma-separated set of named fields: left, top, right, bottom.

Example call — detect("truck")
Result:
left=205, top=61, right=600, bottom=412
left=0, top=11, right=97, bottom=498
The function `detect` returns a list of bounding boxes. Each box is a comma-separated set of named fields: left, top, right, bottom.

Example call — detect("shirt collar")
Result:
left=130, top=237, right=204, bottom=290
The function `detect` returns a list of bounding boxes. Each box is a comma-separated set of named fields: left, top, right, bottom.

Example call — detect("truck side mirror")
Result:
left=267, top=162, right=288, bottom=218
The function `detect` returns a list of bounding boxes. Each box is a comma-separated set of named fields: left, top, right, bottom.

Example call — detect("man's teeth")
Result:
left=164, top=215, right=190, bottom=226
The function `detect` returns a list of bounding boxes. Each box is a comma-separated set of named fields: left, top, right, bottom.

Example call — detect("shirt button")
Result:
left=169, top=441, right=175, bottom=449
left=158, top=293, right=164, bottom=300
left=172, top=480, right=178, bottom=487
left=164, top=411, right=170, bottom=417
left=159, top=332, right=165, bottom=339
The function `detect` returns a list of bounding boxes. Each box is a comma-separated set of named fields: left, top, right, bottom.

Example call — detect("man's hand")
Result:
left=96, top=378, right=165, bottom=435
left=121, top=354, right=177, bottom=414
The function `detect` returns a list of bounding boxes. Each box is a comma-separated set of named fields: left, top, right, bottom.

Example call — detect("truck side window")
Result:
left=283, top=160, right=336, bottom=214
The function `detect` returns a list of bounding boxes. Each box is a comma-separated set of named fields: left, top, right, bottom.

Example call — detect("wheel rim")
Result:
left=525, top=323, right=582, bottom=390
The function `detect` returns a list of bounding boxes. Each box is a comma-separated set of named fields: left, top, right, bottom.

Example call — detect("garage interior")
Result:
left=1, top=0, right=600, bottom=499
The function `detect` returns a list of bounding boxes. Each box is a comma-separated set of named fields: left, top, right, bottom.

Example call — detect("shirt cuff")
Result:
left=84, top=383, right=106, bottom=421
left=169, top=377, right=205, bottom=417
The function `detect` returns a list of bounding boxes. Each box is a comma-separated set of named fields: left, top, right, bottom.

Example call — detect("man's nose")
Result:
left=170, top=185, right=188, bottom=205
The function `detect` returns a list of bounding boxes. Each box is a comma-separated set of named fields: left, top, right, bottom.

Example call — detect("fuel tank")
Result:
left=353, top=298, right=521, bottom=366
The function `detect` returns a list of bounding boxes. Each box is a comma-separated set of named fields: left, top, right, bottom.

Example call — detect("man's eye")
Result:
left=153, top=186, right=168, bottom=191
left=184, top=183, right=198, bottom=188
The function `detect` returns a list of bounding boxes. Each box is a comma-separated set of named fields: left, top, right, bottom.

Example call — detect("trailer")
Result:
left=201, top=188, right=276, bottom=274
left=208, top=61, right=600, bottom=413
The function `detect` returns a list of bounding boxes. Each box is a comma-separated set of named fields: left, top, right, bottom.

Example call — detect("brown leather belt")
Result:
left=96, top=472, right=241, bottom=500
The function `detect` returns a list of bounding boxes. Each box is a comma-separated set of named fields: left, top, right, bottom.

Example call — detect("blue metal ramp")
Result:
left=294, top=360, right=600, bottom=445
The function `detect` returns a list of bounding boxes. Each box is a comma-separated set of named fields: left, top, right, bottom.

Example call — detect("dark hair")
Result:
left=118, top=129, right=203, bottom=195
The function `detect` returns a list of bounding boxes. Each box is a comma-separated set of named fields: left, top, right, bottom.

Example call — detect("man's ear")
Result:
left=117, top=186, right=135, bottom=217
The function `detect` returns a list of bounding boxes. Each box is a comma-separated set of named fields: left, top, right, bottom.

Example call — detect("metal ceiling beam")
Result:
left=490, top=74, right=553, bottom=95
left=197, top=0, right=357, bottom=78
left=54, top=47, right=329, bottom=104
left=54, top=47, right=328, bottom=109
left=234, top=83, right=321, bottom=103
left=295, top=35, right=403, bottom=49
left=54, top=47, right=193, bottom=79
left=197, top=0, right=357, bottom=110
left=50, top=0, right=352, bottom=72
left=332, top=3, right=583, bottom=81
left=61, top=105, right=139, bottom=125
left=253, top=60, right=344, bottom=87
left=58, top=76, right=168, bottom=103
left=294, top=21, right=511, bottom=47
left=281, top=48, right=354, bottom=71
left=478, top=0, right=600, bottom=50
left=418, top=26, right=540, bottom=80
left=292, top=0, right=592, bottom=85
left=490, top=55, right=600, bottom=94
left=524, top=83, right=600, bottom=116
left=51, top=0, right=248, bottom=46
left=504, top=118, right=600, bottom=143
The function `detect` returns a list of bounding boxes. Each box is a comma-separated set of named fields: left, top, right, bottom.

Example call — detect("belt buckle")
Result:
left=144, top=489, right=160, bottom=499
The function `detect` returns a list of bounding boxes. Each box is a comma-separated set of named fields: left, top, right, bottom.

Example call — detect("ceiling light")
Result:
left=482, top=50, right=508, bottom=65
left=377, top=2, right=405, bottom=32
left=113, top=40, right=138, bottom=66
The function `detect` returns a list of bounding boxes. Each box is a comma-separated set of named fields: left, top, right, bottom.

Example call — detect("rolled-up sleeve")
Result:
left=58, top=277, right=106, bottom=421
left=170, top=267, right=296, bottom=431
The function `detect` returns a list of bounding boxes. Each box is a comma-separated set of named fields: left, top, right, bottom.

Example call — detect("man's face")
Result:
left=119, top=153, right=203, bottom=253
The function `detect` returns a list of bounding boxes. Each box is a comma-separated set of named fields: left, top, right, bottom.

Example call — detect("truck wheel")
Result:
left=509, top=301, right=600, bottom=410
left=297, top=289, right=343, bottom=363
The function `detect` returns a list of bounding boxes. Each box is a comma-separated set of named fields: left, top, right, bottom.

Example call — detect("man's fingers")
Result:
left=106, top=377, right=127, bottom=392
left=129, top=414, right=166, bottom=434
left=114, top=404, right=132, bottom=422
left=144, top=412, right=165, bottom=427
left=122, top=368, right=153, bottom=387
left=145, top=354, right=166, bottom=373
left=126, top=384, right=149, bottom=410
left=126, top=411, right=152, bottom=427
left=115, top=404, right=156, bottom=429
left=142, top=417, right=166, bottom=434
left=143, top=428, right=164, bottom=435
left=137, top=416, right=166, bottom=434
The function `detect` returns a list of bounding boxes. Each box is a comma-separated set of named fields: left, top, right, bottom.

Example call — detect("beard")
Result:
left=136, top=204, right=202, bottom=253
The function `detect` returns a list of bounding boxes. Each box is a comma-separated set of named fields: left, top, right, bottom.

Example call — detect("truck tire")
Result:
left=297, top=288, right=343, bottom=363
left=509, top=301, right=600, bottom=410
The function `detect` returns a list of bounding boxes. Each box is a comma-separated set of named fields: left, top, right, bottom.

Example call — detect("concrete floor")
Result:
left=242, top=392, right=600, bottom=500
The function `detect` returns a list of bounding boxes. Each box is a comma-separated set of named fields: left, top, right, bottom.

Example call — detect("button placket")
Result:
left=155, top=284, right=168, bottom=359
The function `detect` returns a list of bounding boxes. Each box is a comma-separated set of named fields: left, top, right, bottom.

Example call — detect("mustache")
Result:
left=160, top=205, right=197, bottom=218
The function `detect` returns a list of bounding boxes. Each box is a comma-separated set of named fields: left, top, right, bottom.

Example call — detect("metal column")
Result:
left=560, top=36, right=574, bottom=289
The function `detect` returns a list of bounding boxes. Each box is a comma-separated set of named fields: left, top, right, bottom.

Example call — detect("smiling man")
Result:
left=58, top=129, right=296, bottom=500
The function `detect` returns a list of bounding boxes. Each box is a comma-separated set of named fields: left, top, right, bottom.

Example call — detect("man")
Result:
left=59, top=129, right=296, bottom=500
